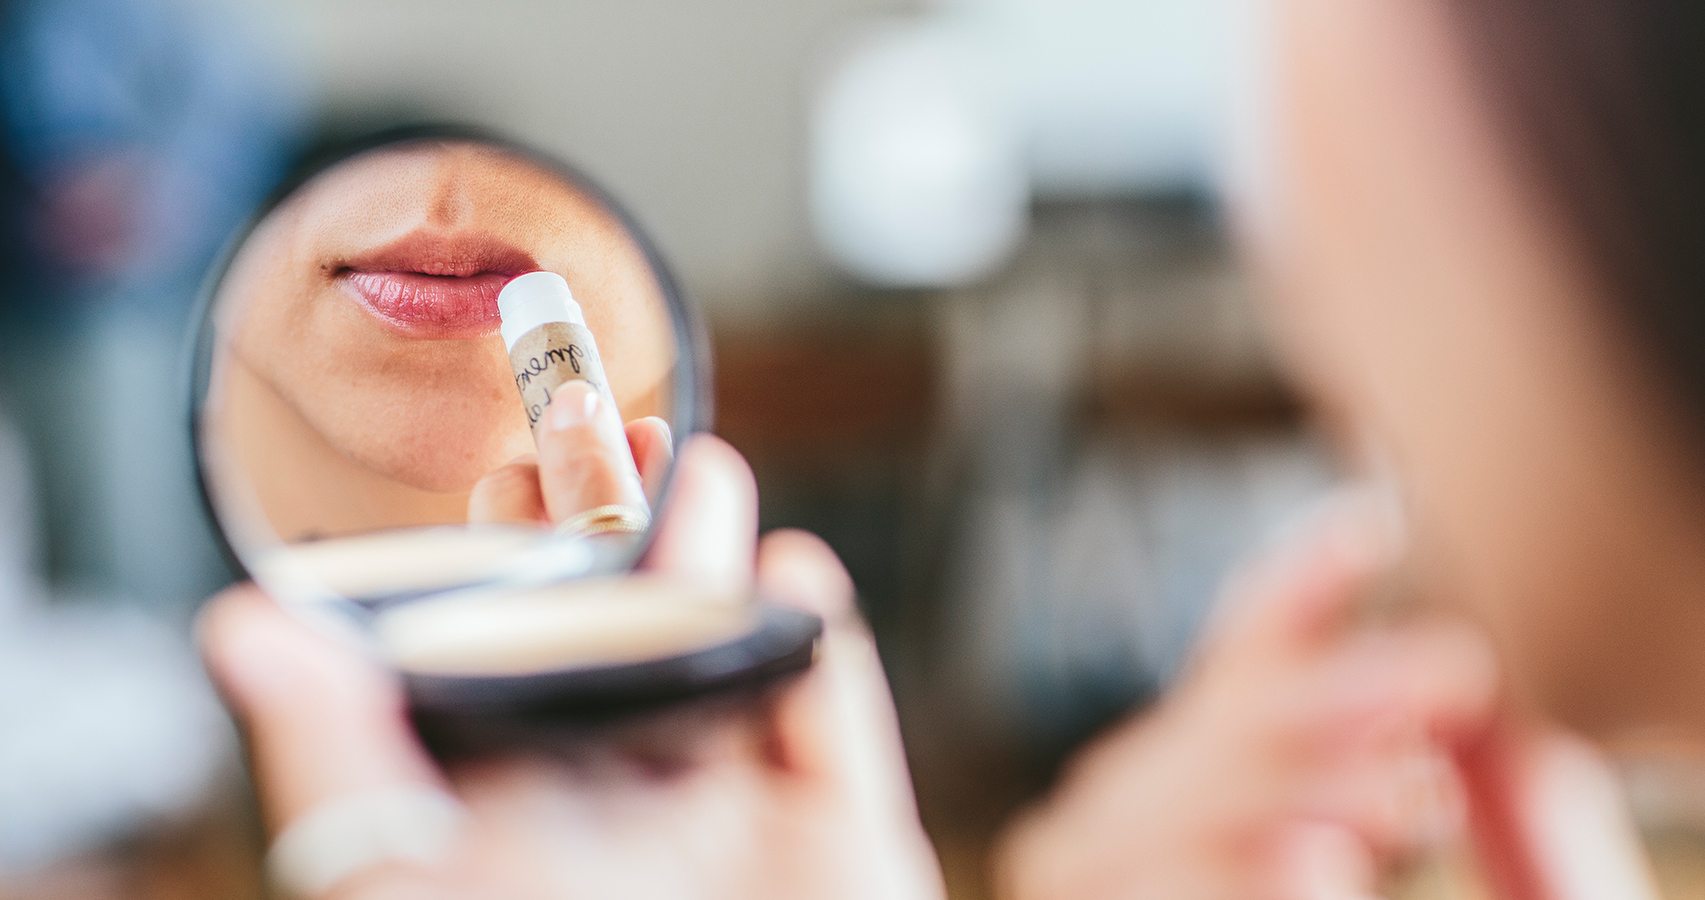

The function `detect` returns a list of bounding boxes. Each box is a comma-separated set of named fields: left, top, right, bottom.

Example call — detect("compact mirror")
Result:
left=191, top=127, right=818, bottom=739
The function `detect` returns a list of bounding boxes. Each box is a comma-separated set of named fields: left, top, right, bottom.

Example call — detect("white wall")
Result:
left=195, top=0, right=1245, bottom=311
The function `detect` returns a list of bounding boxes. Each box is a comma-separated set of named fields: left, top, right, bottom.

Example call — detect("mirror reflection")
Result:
left=197, top=133, right=685, bottom=603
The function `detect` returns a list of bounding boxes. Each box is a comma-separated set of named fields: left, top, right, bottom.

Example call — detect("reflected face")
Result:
left=206, top=139, right=678, bottom=543
left=192, top=139, right=812, bottom=695
left=1249, top=1, right=1705, bottom=734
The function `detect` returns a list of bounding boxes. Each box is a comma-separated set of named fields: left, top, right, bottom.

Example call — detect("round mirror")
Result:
left=190, top=126, right=818, bottom=739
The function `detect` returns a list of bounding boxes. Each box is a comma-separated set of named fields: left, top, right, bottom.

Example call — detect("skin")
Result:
left=1001, top=1, right=1703, bottom=897
left=201, top=438, right=947, bottom=900
left=1246, top=0, right=1705, bottom=742
left=209, top=140, right=677, bottom=540
left=1000, top=499, right=1500, bottom=899
left=198, top=1, right=1705, bottom=897
left=996, top=500, right=1657, bottom=900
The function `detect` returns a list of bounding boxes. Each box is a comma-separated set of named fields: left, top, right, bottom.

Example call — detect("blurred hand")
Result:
left=36, top=154, right=149, bottom=275
left=995, top=494, right=1501, bottom=900
left=467, top=381, right=673, bottom=527
left=1459, top=723, right=1659, bottom=900
left=201, top=435, right=947, bottom=900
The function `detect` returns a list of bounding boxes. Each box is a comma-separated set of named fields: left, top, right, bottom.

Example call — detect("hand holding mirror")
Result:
left=189, top=127, right=819, bottom=749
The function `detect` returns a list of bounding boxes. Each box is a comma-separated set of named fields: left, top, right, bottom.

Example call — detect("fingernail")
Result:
left=204, top=605, right=299, bottom=702
left=548, top=381, right=600, bottom=430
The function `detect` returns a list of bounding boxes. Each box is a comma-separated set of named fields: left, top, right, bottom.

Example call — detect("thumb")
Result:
left=1459, top=723, right=1658, bottom=900
left=198, top=585, right=448, bottom=836
left=755, top=531, right=947, bottom=899
left=755, top=531, right=914, bottom=810
left=641, top=434, right=757, bottom=595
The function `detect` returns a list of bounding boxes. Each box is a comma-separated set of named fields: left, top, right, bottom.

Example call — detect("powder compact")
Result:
left=189, top=125, right=821, bottom=751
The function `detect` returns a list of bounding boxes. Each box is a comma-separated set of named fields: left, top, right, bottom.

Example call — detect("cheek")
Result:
left=1248, top=0, right=1528, bottom=453
left=1247, top=0, right=1569, bottom=610
left=577, top=284, right=677, bottom=422
left=1242, top=0, right=1409, bottom=425
left=1246, top=0, right=1704, bottom=735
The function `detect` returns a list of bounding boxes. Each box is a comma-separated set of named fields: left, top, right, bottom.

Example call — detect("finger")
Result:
left=1460, top=725, right=1659, bottom=900
left=625, top=416, right=675, bottom=501
left=1280, top=623, right=1499, bottom=755
left=641, top=434, right=757, bottom=594
left=536, top=381, right=649, bottom=524
left=1220, top=624, right=1494, bottom=855
left=756, top=531, right=914, bottom=806
left=1265, top=821, right=1384, bottom=900
left=756, top=530, right=945, bottom=894
left=197, top=586, right=446, bottom=836
left=755, top=529, right=858, bottom=624
left=467, top=455, right=546, bottom=525
left=1388, top=623, right=1500, bottom=744
left=1198, top=486, right=1402, bottom=665
left=1293, top=745, right=1466, bottom=861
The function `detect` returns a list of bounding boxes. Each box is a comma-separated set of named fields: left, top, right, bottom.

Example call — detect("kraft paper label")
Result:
left=510, top=322, right=609, bottom=433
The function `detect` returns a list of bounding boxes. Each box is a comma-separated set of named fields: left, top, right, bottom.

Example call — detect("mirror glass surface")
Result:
left=194, top=130, right=696, bottom=625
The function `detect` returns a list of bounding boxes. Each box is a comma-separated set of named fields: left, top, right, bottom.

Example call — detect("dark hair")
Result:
left=1447, top=3, right=1705, bottom=428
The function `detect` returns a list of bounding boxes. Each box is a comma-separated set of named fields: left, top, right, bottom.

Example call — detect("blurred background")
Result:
left=0, top=0, right=1334, bottom=897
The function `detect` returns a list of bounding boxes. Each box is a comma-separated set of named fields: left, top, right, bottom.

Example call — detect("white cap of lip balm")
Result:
left=498, top=271, right=586, bottom=351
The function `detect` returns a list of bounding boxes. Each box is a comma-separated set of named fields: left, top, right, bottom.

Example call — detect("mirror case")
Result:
left=187, top=125, right=819, bottom=750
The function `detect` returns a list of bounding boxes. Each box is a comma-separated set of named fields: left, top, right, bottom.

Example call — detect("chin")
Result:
left=337, top=417, right=525, bottom=495
left=361, top=442, right=512, bottom=494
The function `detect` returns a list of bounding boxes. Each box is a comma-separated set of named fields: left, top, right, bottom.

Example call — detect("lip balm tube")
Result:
left=498, top=271, right=619, bottom=436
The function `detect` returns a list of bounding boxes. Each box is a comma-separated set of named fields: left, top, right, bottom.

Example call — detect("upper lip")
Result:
left=336, top=231, right=538, bottom=278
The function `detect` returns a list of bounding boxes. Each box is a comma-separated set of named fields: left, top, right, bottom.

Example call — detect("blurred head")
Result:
left=1244, top=0, right=1705, bottom=741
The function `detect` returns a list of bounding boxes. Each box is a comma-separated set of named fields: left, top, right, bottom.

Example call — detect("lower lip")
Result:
left=340, top=270, right=509, bottom=338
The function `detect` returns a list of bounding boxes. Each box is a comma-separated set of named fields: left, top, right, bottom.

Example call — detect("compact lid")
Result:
left=384, top=576, right=825, bottom=737
left=498, top=271, right=586, bottom=350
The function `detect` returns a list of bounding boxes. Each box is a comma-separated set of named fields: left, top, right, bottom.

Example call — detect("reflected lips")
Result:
left=337, top=232, right=538, bottom=338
